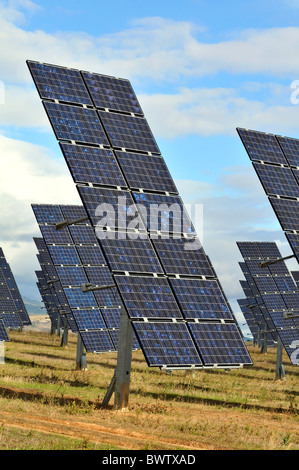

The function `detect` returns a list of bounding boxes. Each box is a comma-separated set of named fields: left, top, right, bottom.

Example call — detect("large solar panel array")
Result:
left=237, top=128, right=299, bottom=264
left=237, top=241, right=299, bottom=362
left=32, top=204, right=139, bottom=353
left=0, top=247, right=28, bottom=330
left=28, top=60, right=252, bottom=369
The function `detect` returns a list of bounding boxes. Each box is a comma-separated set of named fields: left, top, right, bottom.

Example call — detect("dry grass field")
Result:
left=0, top=329, right=298, bottom=450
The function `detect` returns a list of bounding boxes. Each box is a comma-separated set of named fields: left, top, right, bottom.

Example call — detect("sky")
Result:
left=1, top=0, right=299, bottom=333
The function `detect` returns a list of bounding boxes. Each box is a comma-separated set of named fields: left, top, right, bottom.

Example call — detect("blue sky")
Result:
left=1, top=0, right=299, bottom=332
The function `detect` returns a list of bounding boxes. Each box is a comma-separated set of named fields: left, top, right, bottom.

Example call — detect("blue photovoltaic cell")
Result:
left=55, top=266, right=88, bottom=286
left=68, top=225, right=98, bottom=245
left=82, top=70, right=143, bottom=114
left=245, top=259, right=270, bottom=276
left=47, top=245, right=81, bottom=266
left=253, top=277, right=278, bottom=293
left=268, top=196, right=299, bottom=230
left=115, top=151, right=178, bottom=193
left=83, top=265, right=115, bottom=285
left=77, top=186, right=146, bottom=231
left=257, top=241, right=282, bottom=259
left=274, top=276, right=297, bottom=292
left=100, top=307, right=121, bottom=329
left=152, top=237, right=214, bottom=277
left=27, top=61, right=93, bottom=106
left=115, top=275, right=183, bottom=320
left=93, top=289, right=121, bottom=309
left=98, top=110, right=160, bottom=154
left=60, top=142, right=126, bottom=187
left=170, top=278, right=233, bottom=320
left=261, top=294, right=287, bottom=311
left=64, top=287, right=98, bottom=309
left=72, top=309, right=106, bottom=330
left=276, top=135, right=299, bottom=167
left=60, top=205, right=89, bottom=223
left=281, top=292, right=299, bottom=309
left=44, top=101, right=110, bottom=146
left=99, top=236, right=163, bottom=274
left=188, top=323, right=253, bottom=365
left=80, top=329, right=115, bottom=353
left=75, top=245, right=106, bottom=266
left=253, top=163, right=299, bottom=198
left=237, top=242, right=260, bottom=260
left=133, top=192, right=195, bottom=234
left=32, top=204, right=62, bottom=225
left=39, top=224, right=73, bottom=244
left=132, top=322, right=202, bottom=367
left=237, top=128, right=288, bottom=165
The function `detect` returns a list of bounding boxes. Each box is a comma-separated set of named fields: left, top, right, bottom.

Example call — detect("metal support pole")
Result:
left=257, top=326, right=261, bottom=348
left=76, top=334, right=87, bottom=370
left=275, top=337, right=286, bottom=381
left=57, top=313, right=61, bottom=336
left=102, top=305, right=133, bottom=409
left=50, top=320, right=55, bottom=335
left=60, top=314, right=69, bottom=347
left=261, top=327, right=268, bottom=353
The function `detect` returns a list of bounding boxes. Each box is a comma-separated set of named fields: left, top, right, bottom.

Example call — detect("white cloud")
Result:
left=140, top=87, right=299, bottom=139
left=0, top=134, right=80, bottom=298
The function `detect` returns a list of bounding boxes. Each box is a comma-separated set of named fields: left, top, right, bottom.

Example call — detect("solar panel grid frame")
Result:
left=28, top=60, right=253, bottom=368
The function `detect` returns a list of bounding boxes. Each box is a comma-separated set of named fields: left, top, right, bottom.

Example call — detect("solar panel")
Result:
left=152, top=237, right=214, bottom=277
left=169, top=278, right=234, bottom=320
left=132, top=322, right=202, bottom=367
left=99, top=236, right=163, bottom=274
left=252, top=163, right=299, bottom=199
left=81, top=70, right=143, bottom=114
left=115, top=151, right=178, bottom=193
left=0, top=248, right=31, bottom=325
left=133, top=192, right=195, bottom=234
left=237, top=128, right=288, bottom=165
left=276, top=135, right=299, bottom=167
left=237, top=128, right=299, bottom=264
left=27, top=61, right=93, bottom=106
left=98, top=110, right=160, bottom=154
left=237, top=240, right=299, bottom=363
left=272, top=197, right=299, bottom=231
left=44, top=101, right=110, bottom=146
left=28, top=60, right=252, bottom=369
left=77, top=186, right=146, bottom=232
left=188, top=323, right=253, bottom=366
left=60, top=143, right=127, bottom=187
left=0, top=248, right=28, bottom=328
left=115, top=275, right=183, bottom=320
